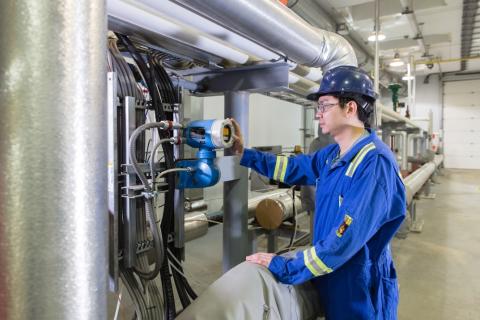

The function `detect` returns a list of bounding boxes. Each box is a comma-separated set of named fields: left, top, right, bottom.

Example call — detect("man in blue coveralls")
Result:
left=231, top=66, right=406, bottom=319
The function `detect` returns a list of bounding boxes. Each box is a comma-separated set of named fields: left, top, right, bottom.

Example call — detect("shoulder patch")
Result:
left=336, top=214, right=353, bottom=238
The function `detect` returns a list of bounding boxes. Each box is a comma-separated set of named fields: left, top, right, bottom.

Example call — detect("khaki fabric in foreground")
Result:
left=177, top=261, right=323, bottom=320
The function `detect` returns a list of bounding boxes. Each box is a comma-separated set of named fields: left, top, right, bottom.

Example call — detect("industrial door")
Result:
left=443, top=79, right=480, bottom=169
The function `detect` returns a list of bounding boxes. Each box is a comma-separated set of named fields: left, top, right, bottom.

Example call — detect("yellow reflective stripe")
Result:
left=348, top=143, right=375, bottom=176
left=303, top=249, right=321, bottom=276
left=346, top=143, right=376, bottom=177
left=303, top=247, right=333, bottom=277
left=273, top=156, right=282, bottom=180
left=279, top=157, right=289, bottom=183
left=310, top=247, right=333, bottom=274
left=273, top=156, right=289, bottom=182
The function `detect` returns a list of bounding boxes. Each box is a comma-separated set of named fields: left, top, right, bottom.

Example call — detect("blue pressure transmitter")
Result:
left=176, top=119, right=235, bottom=189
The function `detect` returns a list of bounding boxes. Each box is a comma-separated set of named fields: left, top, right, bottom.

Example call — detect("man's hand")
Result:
left=246, top=252, right=276, bottom=268
left=230, top=118, right=244, bottom=155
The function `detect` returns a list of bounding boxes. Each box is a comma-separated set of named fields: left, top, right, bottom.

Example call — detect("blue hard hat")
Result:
left=307, top=66, right=377, bottom=101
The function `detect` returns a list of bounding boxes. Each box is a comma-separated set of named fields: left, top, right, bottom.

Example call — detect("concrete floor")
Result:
left=392, top=169, right=480, bottom=320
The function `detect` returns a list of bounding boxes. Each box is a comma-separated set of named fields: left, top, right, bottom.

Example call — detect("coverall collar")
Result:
left=330, top=128, right=375, bottom=167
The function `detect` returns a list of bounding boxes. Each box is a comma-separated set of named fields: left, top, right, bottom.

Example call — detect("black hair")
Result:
left=333, top=93, right=374, bottom=129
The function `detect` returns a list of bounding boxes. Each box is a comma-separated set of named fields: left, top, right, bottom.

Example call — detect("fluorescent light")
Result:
left=368, top=32, right=386, bottom=42
left=402, top=75, right=414, bottom=81
left=390, top=60, right=405, bottom=67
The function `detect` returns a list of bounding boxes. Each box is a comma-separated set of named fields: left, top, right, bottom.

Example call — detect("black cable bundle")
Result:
left=149, top=52, right=197, bottom=313
left=116, top=34, right=197, bottom=319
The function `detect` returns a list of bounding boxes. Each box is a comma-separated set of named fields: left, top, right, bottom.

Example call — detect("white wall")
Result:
left=414, top=75, right=443, bottom=133
left=202, top=93, right=304, bottom=150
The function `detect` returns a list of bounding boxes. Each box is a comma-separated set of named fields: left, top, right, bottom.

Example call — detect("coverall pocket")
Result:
left=380, top=277, right=399, bottom=320
left=379, top=263, right=399, bottom=320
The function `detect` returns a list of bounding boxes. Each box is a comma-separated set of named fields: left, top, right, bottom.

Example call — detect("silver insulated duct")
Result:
left=0, top=1, right=108, bottom=319
left=172, top=0, right=357, bottom=70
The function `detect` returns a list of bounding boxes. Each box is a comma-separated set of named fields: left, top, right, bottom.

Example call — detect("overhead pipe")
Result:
left=135, top=0, right=280, bottom=62
left=0, top=0, right=108, bottom=318
left=107, top=0, right=250, bottom=64
left=171, top=0, right=358, bottom=70
left=399, top=0, right=427, bottom=54
left=109, top=0, right=325, bottom=90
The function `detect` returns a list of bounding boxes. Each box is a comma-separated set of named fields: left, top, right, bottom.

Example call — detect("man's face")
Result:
left=316, top=95, right=347, bottom=135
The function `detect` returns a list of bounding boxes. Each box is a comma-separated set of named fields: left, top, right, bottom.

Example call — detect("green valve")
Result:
left=388, top=83, right=402, bottom=112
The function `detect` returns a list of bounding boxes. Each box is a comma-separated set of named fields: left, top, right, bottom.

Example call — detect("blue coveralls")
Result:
left=240, top=130, right=406, bottom=319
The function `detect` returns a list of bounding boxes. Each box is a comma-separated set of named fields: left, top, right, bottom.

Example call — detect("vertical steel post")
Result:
left=223, top=91, right=250, bottom=272
left=0, top=1, right=107, bottom=319
left=373, top=0, right=381, bottom=127
left=174, top=103, right=186, bottom=249
left=108, top=72, right=119, bottom=292
left=124, top=97, right=138, bottom=267
left=374, top=0, right=380, bottom=94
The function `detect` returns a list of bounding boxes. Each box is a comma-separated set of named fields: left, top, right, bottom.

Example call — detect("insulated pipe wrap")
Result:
left=0, top=1, right=107, bottom=319
left=255, top=193, right=305, bottom=230
left=404, top=162, right=436, bottom=204
left=172, top=0, right=357, bottom=69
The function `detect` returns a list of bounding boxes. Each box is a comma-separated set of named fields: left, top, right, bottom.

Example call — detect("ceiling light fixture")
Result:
left=402, top=75, right=414, bottom=81
left=389, top=52, right=405, bottom=67
left=368, top=31, right=386, bottom=42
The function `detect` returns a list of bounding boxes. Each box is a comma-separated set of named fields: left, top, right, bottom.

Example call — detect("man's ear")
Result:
left=346, top=100, right=358, bottom=118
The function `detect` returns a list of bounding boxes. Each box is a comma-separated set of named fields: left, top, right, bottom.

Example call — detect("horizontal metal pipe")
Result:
left=255, top=193, right=305, bottom=230
left=107, top=0, right=250, bottom=64
left=185, top=200, right=207, bottom=212
left=404, top=162, right=436, bottom=204
left=172, top=0, right=357, bottom=69
left=137, top=0, right=280, bottom=62
left=185, top=211, right=208, bottom=242
left=380, top=105, right=421, bottom=129
left=247, top=189, right=292, bottom=219
left=108, top=0, right=323, bottom=88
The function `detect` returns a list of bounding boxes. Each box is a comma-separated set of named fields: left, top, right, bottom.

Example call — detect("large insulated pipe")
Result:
left=107, top=1, right=322, bottom=92
left=108, top=0, right=250, bottom=64
left=172, top=0, right=357, bottom=70
left=0, top=1, right=107, bottom=319
left=247, top=189, right=292, bottom=219
left=255, top=193, right=305, bottom=230
left=404, top=162, right=435, bottom=204
left=185, top=211, right=209, bottom=242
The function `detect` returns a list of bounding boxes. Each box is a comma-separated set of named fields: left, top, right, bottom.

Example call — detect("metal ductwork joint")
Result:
left=171, top=0, right=357, bottom=70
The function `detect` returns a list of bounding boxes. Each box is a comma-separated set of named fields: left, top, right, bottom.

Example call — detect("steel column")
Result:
left=0, top=1, right=107, bottom=319
left=223, top=91, right=250, bottom=272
